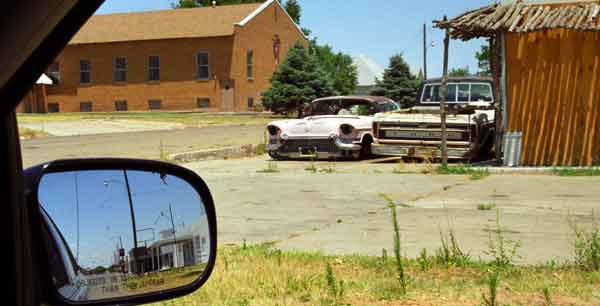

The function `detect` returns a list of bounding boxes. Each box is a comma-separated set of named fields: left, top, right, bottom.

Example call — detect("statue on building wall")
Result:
left=273, top=34, right=281, bottom=65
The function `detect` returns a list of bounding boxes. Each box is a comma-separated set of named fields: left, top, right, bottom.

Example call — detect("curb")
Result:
left=470, top=166, right=600, bottom=174
left=168, top=144, right=265, bottom=163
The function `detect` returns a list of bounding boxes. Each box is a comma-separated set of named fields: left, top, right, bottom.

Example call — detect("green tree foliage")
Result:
left=310, top=42, right=358, bottom=96
left=261, top=43, right=334, bottom=116
left=172, top=0, right=263, bottom=8
left=476, top=45, right=491, bottom=76
left=371, top=54, right=419, bottom=106
left=449, top=67, right=470, bottom=77
left=283, top=0, right=301, bottom=24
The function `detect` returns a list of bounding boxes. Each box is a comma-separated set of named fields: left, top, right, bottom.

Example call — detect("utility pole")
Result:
left=123, top=170, right=139, bottom=273
left=169, top=203, right=177, bottom=246
left=74, top=173, right=80, bottom=262
left=169, top=203, right=178, bottom=267
left=440, top=16, right=450, bottom=167
left=423, top=23, right=427, bottom=80
left=123, top=170, right=138, bottom=250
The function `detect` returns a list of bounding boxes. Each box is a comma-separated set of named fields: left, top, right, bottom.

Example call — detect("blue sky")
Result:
left=96, top=0, right=491, bottom=77
left=39, top=170, right=207, bottom=268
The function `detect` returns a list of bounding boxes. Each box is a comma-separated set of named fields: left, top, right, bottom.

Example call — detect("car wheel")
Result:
left=268, top=151, right=285, bottom=160
left=359, top=138, right=373, bottom=160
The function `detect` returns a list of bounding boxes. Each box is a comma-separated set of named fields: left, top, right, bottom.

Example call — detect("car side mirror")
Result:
left=25, top=159, right=217, bottom=306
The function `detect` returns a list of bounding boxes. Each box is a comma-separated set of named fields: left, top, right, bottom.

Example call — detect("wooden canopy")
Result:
left=435, top=1, right=600, bottom=40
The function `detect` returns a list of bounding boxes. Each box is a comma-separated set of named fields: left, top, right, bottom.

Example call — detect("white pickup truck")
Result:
left=371, top=77, right=496, bottom=160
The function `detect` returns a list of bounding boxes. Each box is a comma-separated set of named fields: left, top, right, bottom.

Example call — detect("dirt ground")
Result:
left=19, top=120, right=600, bottom=265
left=184, top=156, right=600, bottom=265
left=20, top=124, right=265, bottom=167
left=20, top=119, right=186, bottom=136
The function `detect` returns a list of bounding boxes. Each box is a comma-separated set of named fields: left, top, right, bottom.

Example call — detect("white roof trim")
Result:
left=236, top=0, right=308, bottom=39
left=36, top=73, right=53, bottom=85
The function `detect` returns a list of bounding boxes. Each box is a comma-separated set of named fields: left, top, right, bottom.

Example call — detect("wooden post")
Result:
left=490, top=35, right=503, bottom=165
left=423, top=23, right=427, bottom=80
left=440, top=16, right=450, bottom=167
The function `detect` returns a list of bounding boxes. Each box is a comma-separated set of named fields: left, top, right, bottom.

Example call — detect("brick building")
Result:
left=41, top=0, right=307, bottom=113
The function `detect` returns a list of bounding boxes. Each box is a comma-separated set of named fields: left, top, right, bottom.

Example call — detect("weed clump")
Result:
left=570, top=213, right=600, bottom=271
left=485, top=210, right=521, bottom=268
left=379, top=193, right=408, bottom=295
left=435, top=229, right=471, bottom=267
left=257, top=161, right=280, bottom=173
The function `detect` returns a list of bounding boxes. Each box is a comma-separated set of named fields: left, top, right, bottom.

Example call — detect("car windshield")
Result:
left=308, top=99, right=374, bottom=116
left=17, top=1, right=600, bottom=305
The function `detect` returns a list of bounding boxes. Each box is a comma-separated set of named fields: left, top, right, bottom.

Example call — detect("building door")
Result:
left=220, top=79, right=235, bottom=112
left=221, top=87, right=234, bottom=112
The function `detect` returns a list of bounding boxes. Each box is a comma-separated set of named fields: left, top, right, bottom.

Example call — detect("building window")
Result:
left=115, top=100, right=128, bottom=111
left=48, top=62, right=60, bottom=81
left=196, top=52, right=210, bottom=80
left=114, top=56, right=127, bottom=82
left=246, top=50, right=254, bottom=79
left=80, top=101, right=93, bottom=112
left=148, top=55, right=160, bottom=81
left=47, top=103, right=59, bottom=113
left=148, top=99, right=162, bottom=110
left=247, top=97, right=254, bottom=109
left=80, top=59, right=91, bottom=84
left=197, top=98, right=210, bottom=108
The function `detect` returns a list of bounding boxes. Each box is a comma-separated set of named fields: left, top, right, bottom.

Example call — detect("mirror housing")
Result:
left=24, top=158, right=217, bottom=306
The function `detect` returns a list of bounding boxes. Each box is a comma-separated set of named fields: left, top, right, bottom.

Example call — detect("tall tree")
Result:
left=262, top=43, right=335, bottom=116
left=370, top=54, right=419, bottom=106
left=449, top=67, right=470, bottom=77
left=310, top=43, right=358, bottom=96
left=283, top=0, right=301, bottom=24
left=172, top=0, right=263, bottom=8
left=475, top=45, right=491, bottom=76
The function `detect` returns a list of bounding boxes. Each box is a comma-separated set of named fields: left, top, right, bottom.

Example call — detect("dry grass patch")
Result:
left=19, top=127, right=50, bottom=139
left=150, top=243, right=600, bottom=306
left=18, top=112, right=279, bottom=127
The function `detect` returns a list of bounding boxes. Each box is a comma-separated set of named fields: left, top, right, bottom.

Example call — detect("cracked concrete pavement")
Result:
left=184, top=157, right=600, bottom=264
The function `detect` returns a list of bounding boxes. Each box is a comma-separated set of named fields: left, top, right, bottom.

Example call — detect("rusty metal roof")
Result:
left=435, top=1, right=600, bottom=40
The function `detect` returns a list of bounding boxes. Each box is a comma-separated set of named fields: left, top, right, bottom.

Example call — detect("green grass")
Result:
left=436, top=164, right=490, bottom=180
left=149, top=244, right=600, bottom=306
left=257, top=161, right=280, bottom=173
left=17, top=112, right=279, bottom=127
left=477, top=203, right=497, bottom=211
left=552, top=167, right=600, bottom=177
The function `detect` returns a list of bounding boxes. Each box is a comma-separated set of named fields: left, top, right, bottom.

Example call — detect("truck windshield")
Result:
left=421, top=83, right=492, bottom=104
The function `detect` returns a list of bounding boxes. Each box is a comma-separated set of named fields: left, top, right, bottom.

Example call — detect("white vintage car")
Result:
left=266, top=96, right=399, bottom=160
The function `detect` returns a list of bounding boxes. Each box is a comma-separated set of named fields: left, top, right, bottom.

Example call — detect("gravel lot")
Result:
left=185, top=156, right=600, bottom=264
left=19, top=121, right=600, bottom=265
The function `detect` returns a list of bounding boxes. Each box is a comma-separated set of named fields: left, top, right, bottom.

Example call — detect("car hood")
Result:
left=268, top=115, right=373, bottom=137
left=373, top=110, right=495, bottom=125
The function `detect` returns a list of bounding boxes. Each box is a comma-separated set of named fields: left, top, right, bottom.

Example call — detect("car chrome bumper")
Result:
left=371, top=143, right=472, bottom=159
left=268, top=137, right=361, bottom=159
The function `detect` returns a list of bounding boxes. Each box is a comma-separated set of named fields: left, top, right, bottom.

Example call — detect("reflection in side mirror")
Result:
left=37, top=166, right=214, bottom=303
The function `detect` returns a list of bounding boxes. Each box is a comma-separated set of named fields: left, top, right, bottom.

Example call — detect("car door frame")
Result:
left=0, top=2, right=105, bottom=306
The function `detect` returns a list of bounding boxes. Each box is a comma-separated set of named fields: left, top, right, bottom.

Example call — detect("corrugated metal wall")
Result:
left=506, top=29, right=600, bottom=166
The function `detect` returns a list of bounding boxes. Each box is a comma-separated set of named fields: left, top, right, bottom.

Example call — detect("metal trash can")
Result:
left=503, top=132, right=523, bottom=167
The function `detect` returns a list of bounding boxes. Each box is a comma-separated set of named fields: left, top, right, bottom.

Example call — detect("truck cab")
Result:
left=371, top=77, right=496, bottom=161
